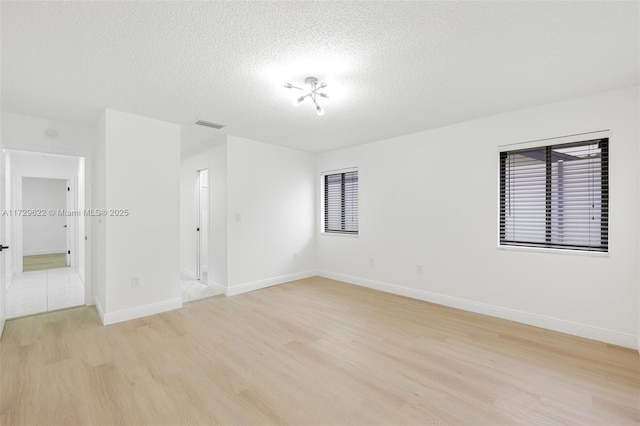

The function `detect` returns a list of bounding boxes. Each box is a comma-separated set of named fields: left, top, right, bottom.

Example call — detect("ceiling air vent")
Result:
left=194, top=120, right=225, bottom=129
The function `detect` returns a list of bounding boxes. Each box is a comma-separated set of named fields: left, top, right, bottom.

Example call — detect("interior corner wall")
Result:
left=316, top=85, right=640, bottom=349
left=77, top=158, right=86, bottom=284
left=209, top=141, right=228, bottom=288
left=180, top=138, right=228, bottom=289
left=98, top=109, right=181, bottom=325
left=226, top=136, right=316, bottom=295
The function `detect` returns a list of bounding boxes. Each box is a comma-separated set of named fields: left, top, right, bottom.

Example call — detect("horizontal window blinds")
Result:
left=324, top=171, right=358, bottom=234
left=500, top=138, right=608, bottom=252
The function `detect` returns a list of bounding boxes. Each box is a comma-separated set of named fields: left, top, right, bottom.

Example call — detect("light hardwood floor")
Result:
left=1, top=276, right=638, bottom=425
left=23, top=253, right=67, bottom=272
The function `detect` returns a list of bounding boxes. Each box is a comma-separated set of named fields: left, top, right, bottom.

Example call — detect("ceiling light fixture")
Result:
left=284, top=76, right=328, bottom=116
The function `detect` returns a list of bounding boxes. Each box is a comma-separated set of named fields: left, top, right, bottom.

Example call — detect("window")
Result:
left=324, top=170, right=358, bottom=234
left=499, top=138, right=608, bottom=252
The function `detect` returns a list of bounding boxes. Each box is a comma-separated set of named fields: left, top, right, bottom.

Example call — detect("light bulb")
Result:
left=294, top=96, right=305, bottom=106
left=316, top=105, right=324, bottom=116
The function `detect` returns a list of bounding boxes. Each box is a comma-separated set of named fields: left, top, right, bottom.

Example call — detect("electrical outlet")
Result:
left=368, top=257, right=375, bottom=267
left=235, top=212, right=242, bottom=222
left=416, top=264, right=423, bottom=274
left=293, top=253, right=299, bottom=262
left=131, top=275, right=140, bottom=288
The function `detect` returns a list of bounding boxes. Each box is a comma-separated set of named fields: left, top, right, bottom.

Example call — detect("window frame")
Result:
left=321, top=168, right=359, bottom=236
left=498, top=131, right=609, bottom=254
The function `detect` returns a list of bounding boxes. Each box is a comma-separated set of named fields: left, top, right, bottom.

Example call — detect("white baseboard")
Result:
left=226, top=270, right=318, bottom=297
left=100, top=298, right=183, bottom=326
left=24, top=249, right=67, bottom=256
left=318, top=270, right=637, bottom=350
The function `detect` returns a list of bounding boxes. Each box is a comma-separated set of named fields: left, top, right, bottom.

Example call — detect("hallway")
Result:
left=6, top=268, right=84, bottom=318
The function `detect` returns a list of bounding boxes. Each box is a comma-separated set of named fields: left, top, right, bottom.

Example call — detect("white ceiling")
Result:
left=2, top=1, right=638, bottom=153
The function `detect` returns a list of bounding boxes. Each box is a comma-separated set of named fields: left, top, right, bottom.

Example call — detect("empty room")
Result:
left=1, top=1, right=639, bottom=425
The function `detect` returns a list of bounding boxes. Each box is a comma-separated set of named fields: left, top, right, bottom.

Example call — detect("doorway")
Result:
left=180, top=166, right=220, bottom=302
left=196, top=168, right=209, bottom=282
left=4, top=150, right=87, bottom=318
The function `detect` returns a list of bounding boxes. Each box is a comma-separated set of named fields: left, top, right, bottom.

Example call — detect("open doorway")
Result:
left=196, top=168, right=209, bottom=282
left=4, top=150, right=87, bottom=318
left=180, top=164, right=221, bottom=302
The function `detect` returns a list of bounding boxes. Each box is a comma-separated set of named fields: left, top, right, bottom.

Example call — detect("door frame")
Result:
left=4, top=149, right=93, bottom=306
left=18, top=176, right=71, bottom=269
left=195, top=168, right=209, bottom=282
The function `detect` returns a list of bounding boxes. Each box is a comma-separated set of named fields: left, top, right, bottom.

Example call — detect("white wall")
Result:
left=316, top=85, right=640, bottom=349
left=209, top=142, right=228, bottom=288
left=22, top=177, right=67, bottom=255
left=77, top=158, right=86, bottom=280
left=181, top=135, right=315, bottom=295
left=93, top=114, right=107, bottom=311
left=226, top=136, right=316, bottom=294
left=180, top=137, right=227, bottom=289
left=95, top=109, right=181, bottom=324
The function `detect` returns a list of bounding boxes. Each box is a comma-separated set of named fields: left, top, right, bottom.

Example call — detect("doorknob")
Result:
left=0, top=245, right=9, bottom=252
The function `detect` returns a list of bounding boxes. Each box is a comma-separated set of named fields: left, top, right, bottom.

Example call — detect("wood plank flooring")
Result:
left=1, top=276, right=638, bottom=425
left=23, top=253, right=67, bottom=272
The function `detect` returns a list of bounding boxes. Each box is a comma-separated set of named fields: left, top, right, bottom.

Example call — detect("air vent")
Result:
left=194, top=120, right=225, bottom=129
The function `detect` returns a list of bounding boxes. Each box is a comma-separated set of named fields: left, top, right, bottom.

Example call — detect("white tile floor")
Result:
left=181, top=275, right=223, bottom=302
left=6, top=267, right=85, bottom=319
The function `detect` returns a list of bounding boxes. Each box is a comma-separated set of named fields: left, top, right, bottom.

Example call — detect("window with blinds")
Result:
left=324, top=170, right=358, bottom=234
left=499, top=138, right=608, bottom=252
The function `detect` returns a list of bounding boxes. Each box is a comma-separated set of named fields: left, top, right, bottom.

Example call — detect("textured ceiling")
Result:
left=2, top=1, right=638, bottom=153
